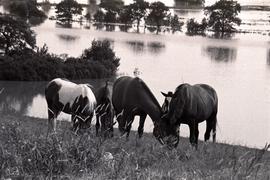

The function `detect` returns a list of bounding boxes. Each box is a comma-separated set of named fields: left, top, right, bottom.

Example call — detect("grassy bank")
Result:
left=0, top=114, right=269, bottom=179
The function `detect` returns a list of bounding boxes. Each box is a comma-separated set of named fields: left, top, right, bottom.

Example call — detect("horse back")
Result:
left=112, top=76, right=160, bottom=113
left=177, top=84, right=218, bottom=120
left=45, top=78, right=96, bottom=114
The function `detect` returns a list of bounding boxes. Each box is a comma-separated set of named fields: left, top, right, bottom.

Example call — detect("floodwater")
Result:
left=0, top=2, right=270, bottom=148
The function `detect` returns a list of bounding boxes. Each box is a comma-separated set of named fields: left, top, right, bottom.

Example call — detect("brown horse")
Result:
left=112, top=76, right=164, bottom=139
left=94, top=81, right=115, bottom=138
left=155, top=83, right=218, bottom=148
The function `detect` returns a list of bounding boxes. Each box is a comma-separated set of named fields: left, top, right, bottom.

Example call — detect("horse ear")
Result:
left=161, top=92, right=168, bottom=97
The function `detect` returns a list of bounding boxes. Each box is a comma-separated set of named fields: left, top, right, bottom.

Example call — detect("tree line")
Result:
left=55, top=0, right=242, bottom=36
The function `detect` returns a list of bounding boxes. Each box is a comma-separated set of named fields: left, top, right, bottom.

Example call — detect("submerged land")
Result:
left=0, top=113, right=269, bottom=179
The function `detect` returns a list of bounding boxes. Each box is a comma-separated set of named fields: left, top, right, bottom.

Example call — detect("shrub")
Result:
left=0, top=40, right=120, bottom=81
left=186, top=18, right=207, bottom=35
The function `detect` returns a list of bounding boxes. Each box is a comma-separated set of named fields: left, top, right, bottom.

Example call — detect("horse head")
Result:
left=153, top=91, right=183, bottom=147
left=95, top=82, right=115, bottom=138
left=161, top=91, right=173, bottom=114
left=153, top=112, right=180, bottom=148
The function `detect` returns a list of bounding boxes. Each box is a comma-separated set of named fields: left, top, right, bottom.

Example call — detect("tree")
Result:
left=118, top=6, right=133, bottom=25
left=174, top=0, right=205, bottom=7
left=128, top=0, right=149, bottom=33
left=186, top=18, right=207, bottom=35
left=6, top=0, right=47, bottom=19
left=0, top=13, right=36, bottom=55
left=81, top=40, right=120, bottom=75
left=93, top=9, right=105, bottom=23
left=55, top=0, right=83, bottom=26
left=99, top=0, right=124, bottom=13
left=104, top=10, right=117, bottom=24
left=204, top=0, right=241, bottom=37
left=170, top=14, right=184, bottom=33
left=145, top=2, right=170, bottom=34
left=85, top=12, right=91, bottom=24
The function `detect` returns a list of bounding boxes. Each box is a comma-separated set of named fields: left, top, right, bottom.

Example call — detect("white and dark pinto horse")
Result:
left=155, top=83, right=218, bottom=148
left=45, top=78, right=96, bottom=132
left=94, top=81, right=115, bottom=138
left=112, top=76, right=164, bottom=140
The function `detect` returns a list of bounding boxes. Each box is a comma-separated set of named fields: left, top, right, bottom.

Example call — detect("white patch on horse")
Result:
left=166, top=97, right=172, bottom=104
left=54, top=78, right=96, bottom=112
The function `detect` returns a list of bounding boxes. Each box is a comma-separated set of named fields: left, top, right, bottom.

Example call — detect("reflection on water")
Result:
left=119, top=25, right=132, bottom=32
left=0, top=82, right=45, bottom=115
left=126, top=41, right=145, bottom=54
left=58, top=34, right=80, bottom=42
left=147, top=42, right=166, bottom=54
left=93, top=23, right=104, bottom=30
left=29, top=17, right=47, bottom=27
left=125, top=41, right=165, bottom=54
left=105, top=25, right=116, bottom=32
left=267, top=49, right=270, bottom=66
left=202, top=46, right=237, bottom=62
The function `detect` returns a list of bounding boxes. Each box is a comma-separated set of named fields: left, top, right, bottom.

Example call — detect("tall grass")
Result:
left=0, top=114, right=269, bottom=179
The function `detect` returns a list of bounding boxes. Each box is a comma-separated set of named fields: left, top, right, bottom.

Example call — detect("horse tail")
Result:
left=212, top=115, right=217, bottom=143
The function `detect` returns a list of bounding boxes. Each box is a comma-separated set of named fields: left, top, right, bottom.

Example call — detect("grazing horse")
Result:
left=45, top=78, right=96, bottom=132
left=155, top=83, right=218, bottom=148
left=94, top=81, right=115, bottom=138
left=112, top=76, right=163, bottom=139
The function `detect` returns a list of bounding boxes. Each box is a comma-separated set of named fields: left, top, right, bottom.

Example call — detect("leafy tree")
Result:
left=145, top=1, right=170, bottom=34
left=81, top=40, right=120, bottom=75
left=204, top=0, right=241, bottom=37
left=128, top=0, right=149, bottom=32
left=0, top=13, right=36, bottom=55
left=55, top=0, right=83, bottom=26
left=85, top=12, right=91, bottom=23
left=104, top=10, right=117, bottom=24
left=170, top=14, right=184, bottom=33
left=6, top=0, right=47, bottom=19
left=186, top=18, right=207, bottom=35
left=118, top=6, right=133, bottom=26
left=93, top=9, right=105, bottom=23
left=175, top=0, right=205, bottom=7
left=99, top=0, right=124, bottom=13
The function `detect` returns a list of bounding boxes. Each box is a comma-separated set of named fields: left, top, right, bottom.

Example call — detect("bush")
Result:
left=0, top=40, right=120, bottom=81
left=186, top=18, right=207, bottom=35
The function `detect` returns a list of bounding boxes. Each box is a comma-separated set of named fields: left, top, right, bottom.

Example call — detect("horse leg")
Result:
left=96, top=114, right=100, bottom=136
left=188, top=119, right=198, bottom=148
left=205, top=113, right=217, bottom=142
left=204, top=120, right=212, bottom=142
left=195, top=123, right=199, bottom=146
left=123, top=111, right=135, bottom=140
left=137, top=112, right=147, bottom=138
left=212, top=115, right=217, bottom=143
left=47, top=106, right=59, bottom=132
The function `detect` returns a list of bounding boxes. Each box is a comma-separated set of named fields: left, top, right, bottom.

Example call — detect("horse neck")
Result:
left=140, top=94, right=162, bottom=123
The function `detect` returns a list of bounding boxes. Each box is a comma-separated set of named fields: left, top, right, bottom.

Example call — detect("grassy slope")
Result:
left=0, top=114, right=269, bottom=179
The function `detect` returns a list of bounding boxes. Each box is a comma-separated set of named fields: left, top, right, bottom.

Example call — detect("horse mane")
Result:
left=137, top=78, right=162, bottom=111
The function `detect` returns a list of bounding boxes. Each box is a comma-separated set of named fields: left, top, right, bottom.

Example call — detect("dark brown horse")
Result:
left=94, top=81, right=115, bottom=138
left=155, top=83, right=218, bottom=148
left=112, top=76, right=163, bottom=139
